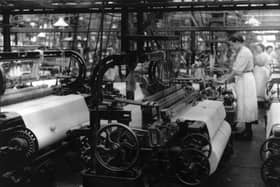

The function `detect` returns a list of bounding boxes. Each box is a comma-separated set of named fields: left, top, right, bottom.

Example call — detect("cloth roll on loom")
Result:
left=175, top=100, right=226, bottom=140
left=0, top=85, right=54, bottom=106
left=209, top=121, right=231, bottom=174
left=266, top=103, right=280, bottom=138
left=174, top=100, right=231, bottom=175
left=2, top=94, right=89, bottom=149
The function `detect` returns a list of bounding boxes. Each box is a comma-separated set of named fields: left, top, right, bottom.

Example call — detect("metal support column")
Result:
left=121, top=8, right=134, bottom=99
left=121, top=8, right=129, bottom=52
left=3, top=12, right=11, bottom=52
left=71, top=14, right=79, bottom=50
left=137, top=10, right=144, bottom=53
left=190, top=31, right=196, bottom=66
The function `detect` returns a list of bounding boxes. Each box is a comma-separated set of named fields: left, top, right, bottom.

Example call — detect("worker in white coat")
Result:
left=253, top=43, right=270, bottom=100
left=265, top=45, right=275, bottom=66
left=218, top=33, right=258, bottom=140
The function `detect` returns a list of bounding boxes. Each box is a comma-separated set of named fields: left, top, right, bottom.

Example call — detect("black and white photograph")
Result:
left=0, top=1, right=279, bottom=187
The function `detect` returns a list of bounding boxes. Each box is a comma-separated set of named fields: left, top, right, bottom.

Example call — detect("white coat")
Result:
left=233, top=46, right=258, bottom=123
left=253, top=52, right=270, bottom=99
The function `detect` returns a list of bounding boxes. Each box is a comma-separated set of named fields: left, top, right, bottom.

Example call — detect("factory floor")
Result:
left=52, top=103, right=267, bottom=187
left=207, top=104, right=267, bottom=187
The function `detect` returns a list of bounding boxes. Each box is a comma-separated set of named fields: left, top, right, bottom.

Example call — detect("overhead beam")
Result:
left=1, top=0, right=280, bottom=14
left=156, top=26, right=280, bottom=32
left=125, top=35, right=180, bottom=41
left=6, top=25, right=280, bottom=34
left=8, top=27, right=119, bottom=33
left=6, top=25, right=280, bottom=33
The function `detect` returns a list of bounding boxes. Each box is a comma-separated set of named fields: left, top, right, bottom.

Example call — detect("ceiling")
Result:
left=1, top=1, right=280, bottom=33
left=0, top=0, right=280, bottom=14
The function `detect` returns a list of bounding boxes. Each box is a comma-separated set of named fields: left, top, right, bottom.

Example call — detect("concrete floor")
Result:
left=206, top=103, right=267, bottom=187
left=208, top=122, right=266, bottom=187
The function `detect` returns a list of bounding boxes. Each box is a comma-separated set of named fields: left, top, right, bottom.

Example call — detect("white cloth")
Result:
left=209, top=121, right=231, bottom=174
left=266, top=51, right=276, bottom=65
left=255, top=52, right=270, bottom=67
left=173, top=100, right=226, bottom=140
left=232, top=46, right=258, bottom=122
left=104, top=66, right=119, bottom=81
left=254, top=52, right=270, bottom=99
left=254, top=66, right=270, bottom=99
left=232, top=46, right=254, bottom=74
left=235, top=72, right=258, bottom=122
left=193, top=60, right=205, bottom=79
left=266, top=103, right=280, bottom=138
left=2, top=95, right=89, bottom=149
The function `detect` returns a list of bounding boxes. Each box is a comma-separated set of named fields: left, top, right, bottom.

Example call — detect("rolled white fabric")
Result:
left=174, top=100, right=226, bottom=140
left=135, top=82, right=145, bottom=100
left=266, top=103, right=280, bottom=138
left=209, top=121, right=231, bottom=174
left=254, top=66, right=270, bottom=99
left=123, top=104, right=142, bottom=129
left=2, top=94, right=89, bottom=149
left=235, top=72, right=258, bottom=122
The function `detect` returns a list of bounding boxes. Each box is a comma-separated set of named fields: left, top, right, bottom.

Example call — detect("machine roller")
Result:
left=172, top=100, right=232, bottom=185
left=93, top=99, right=232, bottom=186
left=260, top=102, right=280, bottom=186
left=0, top=95, right=89, bottom=186
left=0, top=50, right=90, bottom=186
left=78, top=54, right=234, bottom=187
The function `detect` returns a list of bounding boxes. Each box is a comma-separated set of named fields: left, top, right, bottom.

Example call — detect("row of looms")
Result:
left=0, top=49, right=235, bottom=187
left=0, top=1, right=279, bottom=187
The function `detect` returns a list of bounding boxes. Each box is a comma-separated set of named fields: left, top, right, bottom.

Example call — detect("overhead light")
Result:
left=245, top=16, right=260, bottom=26
left=53, top=17, right=69, bottom=27
left=253, top=30, right=279, bottom=34
left=257, top=35, right=276, bottom=43
left=30, top=22, right=36, bottom=27
left=63, top=37, right=73, bottom=41
left=264, top=35, right=276, bottom=41
left=31, top=36, right=37, bottom=42
left=38, top=32, right=46, bottom=38
left=112, top=23, right=118, bottom=29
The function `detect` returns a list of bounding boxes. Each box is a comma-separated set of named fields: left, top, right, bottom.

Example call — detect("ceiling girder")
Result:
left=1, top=0, right=280, bottom=14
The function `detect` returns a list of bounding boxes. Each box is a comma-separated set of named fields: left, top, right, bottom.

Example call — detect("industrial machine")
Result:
left=259, top=72, right=280, bottom=187
left=81, top=53, right=233, bottom=187
left=0, top=50, right=89, bottom=187
left=172, top=77, right=237, bottom=128
left=260, top=101, right=280, bottom=187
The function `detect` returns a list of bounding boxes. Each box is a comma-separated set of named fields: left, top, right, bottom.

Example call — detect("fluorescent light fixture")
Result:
left=53, top=17, right=69, bottom=27
left=257, top=35, right=276, bottom=41
left=38, top=32, right=46, bottom=38
left=31, top=36, right=37, bottom=42
left=245, top=16, right=261, bottom=26
left=253, top=30, right=279, bottom=34
left=264, top=35, right=276, bottom=41
left=112, top=23, right=118, bottom=29
left=30, top=22, right=36, bottom=27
